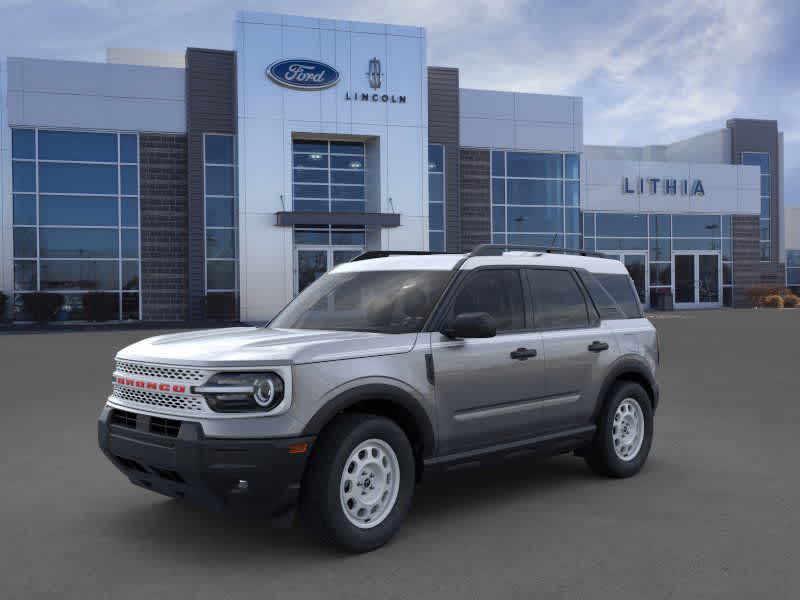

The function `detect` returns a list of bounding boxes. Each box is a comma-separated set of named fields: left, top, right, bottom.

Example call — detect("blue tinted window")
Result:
left=565, top=181, right=579, bottom=206
left=330, top=141, right=364, bottom=155
left=491, top=151, right=505, bottom=177
left=760, top=242, right=770, bottom=261
left=121, top=198, right=139, bottom=226
left=565, top=235, right=581, bottom=250
left=294, top=200, right=328, bottom=212
left=507, top=152, right=562, bottom=178
left=207, top=260, right=236, bottom=290
left=759, top=220, right=770, bottom=240
left=507, top=206, right=563, bottom=233
left=596, top=213, right=647, bottom=237
left=721, top=215, right=732, bottom=237
left=429, top=203, right=444, bottom=230
left=294, top=153, right=329, bottom=168
left=761, top=197, right=770, bottom=218
left=120, top=135, right=138, bottom=163
left=331, top=155, right=362, bottom=169
left=649, top=238, right=671, bottom=261
left=597, top=238, right=647, bottom=251
left=14, top=227, right=37, bottom=258
left=332, top=201, right=365, bottom=213
left=492, top=179, right=505, bottom=205
left=206, top=229, right=236, bottom=258
left=332, top=170, right=364, bottom=185
left=121, top=229, right=139, bottom=258
left=722, top=238, right=732, bottom=261
left=293, top=140, right=328, bottom=154
left=331, top=230, right=366, bottom=245
left=508, top=233, right=563, bottom=246
left=14, top=261, right=37, bottom=291
left=12, top=161, right=36, bottom=192
left=429, top=231, right=444, bottom=252
left=649, top=214, right=671, bottom=237
left=673, top=238, right=721, bottom=251
left=38, top=130, right=117, bottom=162
left=205, top=135, right=234, bottom=164
left=565, top=208, right=580, bottom=233
left=507, top=180, right=562, bottom=205
left=39, top=163, right=118, bottom=194
left=429, top=173, right=444, bottom=203
left=40, top=260, right=119, bottom=290
left=121, top=165, right=138, bottom=195
left=13, top=194, right=36, bottom=225
left=122, top=261, right=139, bottom=290
left=673, top=214, right=721, bottom=237
left=40, top=195, right=118, bottom=226
left=428, top=145, right=444, bottom=172
left=741, top=152, right=769, bottom=174
left=294, top=169, right=329, bottom=184
left=294, top=230, right=329, bottom=245
left=12, top=129, right=35, bottom=159
left=39, top=228, right=118, bottom=258
left=206, top=197, right=234, bottom=227
left=492, top=207, right=505, bottom=233
left=206, top=166, right=235, bottom=195
left=331, top=185, right=364, bottom=200
left=787, top=250, right=800, bottom=268
left=583, top=213, right=595, bottom=236
left=760, top=175, right=770, bottom=196
left=565, top=154, right=580, bottom=179
left=294, top=184, right=328, bottom=199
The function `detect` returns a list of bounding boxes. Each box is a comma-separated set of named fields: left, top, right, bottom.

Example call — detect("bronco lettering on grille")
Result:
left=114, top=376, right=186, bottom=394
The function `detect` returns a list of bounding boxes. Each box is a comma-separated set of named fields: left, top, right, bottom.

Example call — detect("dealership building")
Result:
left=0, top=11, right=793, bottom=323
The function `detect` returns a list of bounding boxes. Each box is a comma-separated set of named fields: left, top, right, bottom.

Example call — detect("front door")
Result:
left=672, top=252, right=721, bottom=309
left=604, top=252, right=648, bottom=307
left=432, top=268, right=547, bottom=454
left=295, top=247, right=362, bottom=294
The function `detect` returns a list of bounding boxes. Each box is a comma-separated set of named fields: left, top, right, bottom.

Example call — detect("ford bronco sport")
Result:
left=98, top=244, right=659, bottom=553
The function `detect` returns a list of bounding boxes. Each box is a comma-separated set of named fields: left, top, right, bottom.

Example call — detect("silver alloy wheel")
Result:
left=612, top=398, right=645, bottom=461
left=340, top=438, right=400, bottom=529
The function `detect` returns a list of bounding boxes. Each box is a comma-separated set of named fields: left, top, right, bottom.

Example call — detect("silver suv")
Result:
left=98, top=245, right=660, bottom=553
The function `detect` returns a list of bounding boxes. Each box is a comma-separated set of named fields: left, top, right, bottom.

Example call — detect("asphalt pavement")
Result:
left=1, top=309, right=799, bottom=599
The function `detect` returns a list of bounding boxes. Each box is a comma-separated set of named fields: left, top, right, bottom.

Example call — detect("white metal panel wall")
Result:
left=582, top=157, right=761, bottom=215
left=459, top=88, right=582, bottom=152
left=784, top=206, right=800, bottom=250
left=235, top=11, right=429, bottom=322
left=6, top=58, right=185, bottom=133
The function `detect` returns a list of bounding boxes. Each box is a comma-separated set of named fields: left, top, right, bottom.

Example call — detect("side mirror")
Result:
left=442, top=312, right=497, bottom=339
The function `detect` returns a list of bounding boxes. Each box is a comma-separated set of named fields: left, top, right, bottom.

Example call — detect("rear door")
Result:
left=525, top=268, right=616, bottom=431
left=431, top=268, right=546, bottom=454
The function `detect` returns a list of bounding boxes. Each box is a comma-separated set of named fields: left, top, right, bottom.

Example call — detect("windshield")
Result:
left=270, top=270, right=453, bottom=333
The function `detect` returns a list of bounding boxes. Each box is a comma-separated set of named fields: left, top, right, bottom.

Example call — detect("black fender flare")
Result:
left=592, top=356, right=659, bottom=420
left=301, top=383, right=436, bottom=458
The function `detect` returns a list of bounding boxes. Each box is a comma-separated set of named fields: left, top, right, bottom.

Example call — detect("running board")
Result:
left=424, top=425, right=596, bottom=472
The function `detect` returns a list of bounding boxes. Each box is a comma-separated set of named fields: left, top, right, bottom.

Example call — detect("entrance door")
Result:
left=672, top=252, right=721, bottom=309
left=295, top=247, right=363, bottom=294
left=605, top=252, right=648, bottom=307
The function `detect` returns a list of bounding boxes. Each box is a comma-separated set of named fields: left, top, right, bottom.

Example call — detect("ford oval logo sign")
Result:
left=267, top=59, right=340, bottom=90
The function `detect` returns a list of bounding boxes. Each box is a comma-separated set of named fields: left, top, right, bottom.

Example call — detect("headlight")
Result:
left=194, top=372, right=285, bottom=413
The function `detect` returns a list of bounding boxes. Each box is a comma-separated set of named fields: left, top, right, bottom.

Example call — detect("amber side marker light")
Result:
left=288, top=442, right=309, bottom=455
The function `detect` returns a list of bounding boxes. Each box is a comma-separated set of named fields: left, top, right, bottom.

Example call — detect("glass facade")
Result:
left=491, top=150, right=580, bottom=249
left=11, top=128, right=140, bottom=320
left=742, top=152, right=770, bottom=261
left=584, top=213, right=733, bottom=307
left=292, top=140, right=365, bottom=213
left=204, top=134, right=238, bottom=301
left=787, top=250, right=800, bottom=290
left=428, top=144, right=445, bottom=252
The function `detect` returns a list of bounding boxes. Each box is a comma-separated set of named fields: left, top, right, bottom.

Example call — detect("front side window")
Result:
left=449, top=269, right=525, bottom=332
left=527, top=269, right=589, bottom=330
left=271, top=270, right=451, bottom=334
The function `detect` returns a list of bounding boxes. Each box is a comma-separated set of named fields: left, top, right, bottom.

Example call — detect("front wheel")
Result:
left=585, top=381, right=653, bottom=478
left=301, top=413, right=415, bottom=553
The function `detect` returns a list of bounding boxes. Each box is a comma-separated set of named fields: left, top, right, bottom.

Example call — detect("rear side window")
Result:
left=592, top=273, right=643, bottom=318
left=450, top=269, right=525, bottom=332
left=527, top=269, right=589, bottom=330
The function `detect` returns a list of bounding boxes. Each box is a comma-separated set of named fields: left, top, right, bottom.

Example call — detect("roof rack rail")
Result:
left=350, top=250, right=441, bottom=262
left=468, top=244, right=607, bottom=259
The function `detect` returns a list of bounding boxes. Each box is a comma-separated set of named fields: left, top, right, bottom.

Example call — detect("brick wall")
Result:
left=139, top=134, right=189, bottom=321
left=460, top=149, right=491, bottom=251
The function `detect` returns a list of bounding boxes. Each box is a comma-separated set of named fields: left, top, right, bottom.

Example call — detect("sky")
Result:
left=1, top=0, right=798, bottom=204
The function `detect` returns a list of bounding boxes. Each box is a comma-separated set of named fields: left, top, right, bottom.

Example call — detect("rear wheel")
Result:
left=585, top=381, right=653, bottom=478
left=301, top=413, right=415, bottom=553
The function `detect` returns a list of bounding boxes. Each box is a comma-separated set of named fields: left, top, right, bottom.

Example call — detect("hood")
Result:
left=115, top=326, right=418, bottom=367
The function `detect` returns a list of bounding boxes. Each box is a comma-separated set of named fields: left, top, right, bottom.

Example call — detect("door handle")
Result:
left=588, top=341, right=609, bottom=352
left=510, top=347, right=537, bottom=360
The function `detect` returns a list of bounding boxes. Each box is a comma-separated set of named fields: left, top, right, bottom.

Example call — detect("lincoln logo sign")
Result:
left=623, top=177, right=705, bottom=196
left=266, top=59, right=340, bottom=90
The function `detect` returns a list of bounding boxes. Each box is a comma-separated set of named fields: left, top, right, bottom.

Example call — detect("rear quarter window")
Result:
left=579, top=271, right=643, bottom=319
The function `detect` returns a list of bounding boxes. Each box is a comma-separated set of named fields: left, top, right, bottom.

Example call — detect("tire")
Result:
left=300, top=413, right=415, bottom=553
left=585, top=381, right=653, bottom=478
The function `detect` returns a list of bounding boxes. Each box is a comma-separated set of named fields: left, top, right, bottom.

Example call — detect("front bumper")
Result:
left=98, top=405, right=315, bottom=517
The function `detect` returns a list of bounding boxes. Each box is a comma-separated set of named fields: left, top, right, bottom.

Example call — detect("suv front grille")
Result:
left=150, top=417, right=181, bottom=437
left=112, top=384, right=206, bottom=413
left=110, top=409, right=138, bottom=429
left=114, top=360, right=207, bottom=382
